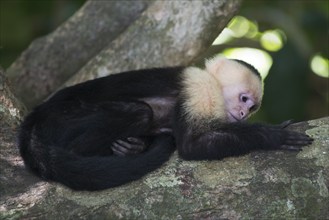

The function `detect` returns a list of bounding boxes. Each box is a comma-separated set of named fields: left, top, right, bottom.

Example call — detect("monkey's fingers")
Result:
left=280, top=131, right=313, bottom=150
left=279, top=119, right=295, bottom=128
left=286, top=131, right=313, bottom=143
left=127, top=137, right=146, bottom=146
left=124, top=137, right=148, bottom=152
left=111, top=138, right=147, bottom=156
left=284, top=138, right=313, bottom=146
left=279, top=145, right=304, bottom=151
left=111, top=143, right=127, bottom=157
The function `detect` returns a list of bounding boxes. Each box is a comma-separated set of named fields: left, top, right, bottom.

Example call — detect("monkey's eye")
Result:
left=240, top=95, right=248, bottom=103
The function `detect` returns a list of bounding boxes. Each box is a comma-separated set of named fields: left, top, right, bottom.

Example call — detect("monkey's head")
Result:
left=206, top=57, right=263, bottom=122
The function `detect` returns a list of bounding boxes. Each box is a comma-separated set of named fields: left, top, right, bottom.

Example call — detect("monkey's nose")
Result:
left=240, top=110, right=246, bottom=119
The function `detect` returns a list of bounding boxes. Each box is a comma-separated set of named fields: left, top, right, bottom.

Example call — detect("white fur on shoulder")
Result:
left=181, top=66, right=225, bottom=123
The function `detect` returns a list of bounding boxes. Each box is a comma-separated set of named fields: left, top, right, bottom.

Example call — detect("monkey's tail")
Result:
left=18, top=112, right=175, bottom=191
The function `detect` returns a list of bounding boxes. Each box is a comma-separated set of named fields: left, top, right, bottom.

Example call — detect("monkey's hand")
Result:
left=274, top=120, right=313, bottom=151
left=279, top=130, right=313, bottom=151
left=111, top=137, right=149, bottom=157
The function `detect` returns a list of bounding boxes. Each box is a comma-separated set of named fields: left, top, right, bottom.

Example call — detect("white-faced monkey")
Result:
left=18, top=56, right=313, bottom=190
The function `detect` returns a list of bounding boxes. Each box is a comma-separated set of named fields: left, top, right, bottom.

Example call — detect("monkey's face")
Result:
left=222, top=84, right=261, bottom=123
left=205, top=56, right=263, bottom=123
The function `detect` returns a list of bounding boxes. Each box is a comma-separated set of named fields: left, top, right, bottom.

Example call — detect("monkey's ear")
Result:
left=205, top=56, right=227, bottom=75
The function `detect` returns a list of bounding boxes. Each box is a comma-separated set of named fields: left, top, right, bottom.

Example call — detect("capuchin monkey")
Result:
left=18, top=56, right=313, bottom=191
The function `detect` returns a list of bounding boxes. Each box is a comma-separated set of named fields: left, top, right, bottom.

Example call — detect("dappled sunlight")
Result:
left=260, top=30, right=285, bottom=52
left=310, top=54, right=329, bottom=78
left=222, top=48, right=272, bottom=79
left=0, top=182, right=49, bottom=212
left=212, top=16, right=260, bottom=45
left=212, top=28, right=234, bottom=45
left=213, top=14, right=329, bottom=84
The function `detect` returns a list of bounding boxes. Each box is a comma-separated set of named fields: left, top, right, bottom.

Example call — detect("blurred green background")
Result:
left=0, top=0, right=328, bottom=123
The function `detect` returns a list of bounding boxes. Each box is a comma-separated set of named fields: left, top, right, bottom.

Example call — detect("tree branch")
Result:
left=6, top=0, right=152, bottom=109
left=1, top=116, right=328, bottom=219
left=64, top=0, right=242, bottom=86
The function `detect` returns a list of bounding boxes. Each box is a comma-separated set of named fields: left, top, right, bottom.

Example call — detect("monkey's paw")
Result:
left=111, top=137, right=148, bottom=156
left=280, top=130, right=313, bottom=151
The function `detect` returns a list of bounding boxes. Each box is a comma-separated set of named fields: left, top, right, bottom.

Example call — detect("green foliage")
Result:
left=0, top=0, right=85, bottom=68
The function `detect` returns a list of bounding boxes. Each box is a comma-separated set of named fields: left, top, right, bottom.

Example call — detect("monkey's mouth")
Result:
left=228, top=112, right=240, bottom=122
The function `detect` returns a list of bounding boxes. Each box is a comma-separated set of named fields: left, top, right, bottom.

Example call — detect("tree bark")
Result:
left=6, top=0, right=152, bottom=109
left=0, top=67, right=26, bottom=127
left=64, top=0, right=242, bottom=87
left=1, top=108, right=328, bottom=219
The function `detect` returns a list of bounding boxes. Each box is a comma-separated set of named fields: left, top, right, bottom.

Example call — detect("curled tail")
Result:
left=18, top=112, right=175, bottom=191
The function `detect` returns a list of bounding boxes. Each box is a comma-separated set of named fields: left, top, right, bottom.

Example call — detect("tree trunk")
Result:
left=6, top=0, right=152, bottom=109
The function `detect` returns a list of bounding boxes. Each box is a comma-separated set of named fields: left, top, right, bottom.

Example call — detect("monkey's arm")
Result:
left=175, top=120, right=313, bottom=161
